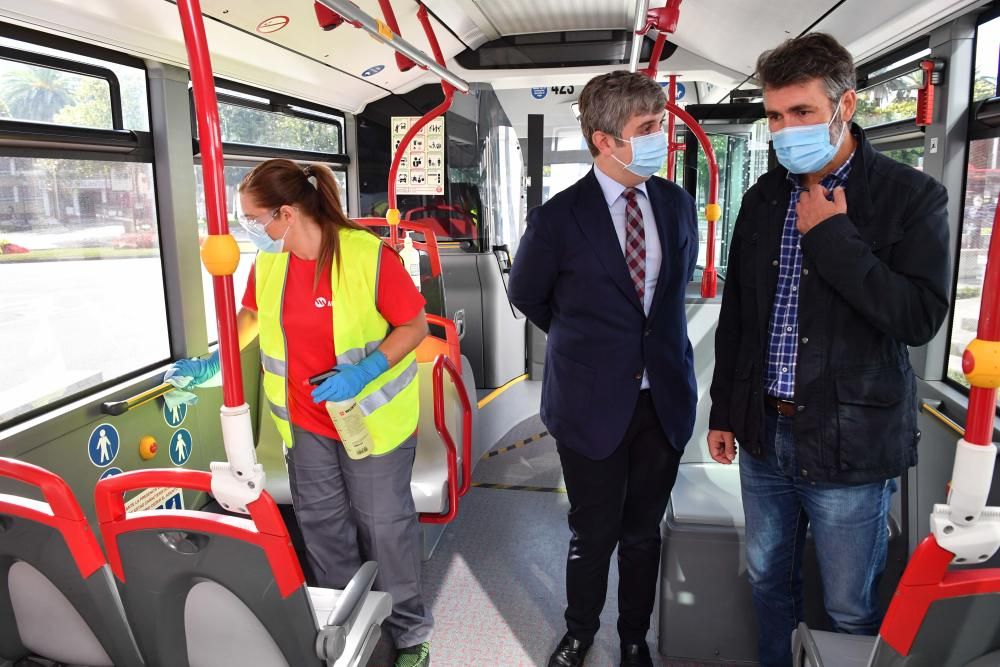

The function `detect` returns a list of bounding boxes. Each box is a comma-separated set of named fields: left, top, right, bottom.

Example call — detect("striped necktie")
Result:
left=622, top=188, right=646, bottom=301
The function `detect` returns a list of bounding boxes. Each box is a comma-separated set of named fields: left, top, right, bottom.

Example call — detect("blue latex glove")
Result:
left=163, top=350, right=221, bottom=389
left=311, top=350, right=389, bottom=403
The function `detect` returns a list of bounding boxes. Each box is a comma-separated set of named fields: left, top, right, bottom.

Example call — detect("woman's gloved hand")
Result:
left=164, top=350, right=221, bottom=389
left=311, top=350, right=389, bottom=403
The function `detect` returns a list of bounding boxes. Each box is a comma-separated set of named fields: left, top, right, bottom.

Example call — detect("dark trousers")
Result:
left=556, top=391, right=682, bottom=645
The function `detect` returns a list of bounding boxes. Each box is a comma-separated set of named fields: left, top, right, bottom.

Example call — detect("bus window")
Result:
left=0, top=45, right=166, bottom=426
left=947, top=14, right=1000, bottom=388
left=855, top=61, right=927, bottom=128
left=683, top=120, right=770, bottom=280
left=881, top=147, right=924, bottom=169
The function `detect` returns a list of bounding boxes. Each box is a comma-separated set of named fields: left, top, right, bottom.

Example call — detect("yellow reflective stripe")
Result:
left=336, top=339, right=384, bottom=366
left=260, top=352, right=287, bottom=376
left=359, top=360, right=418, bottom=415
left=269, top=400, right=290, bottom=421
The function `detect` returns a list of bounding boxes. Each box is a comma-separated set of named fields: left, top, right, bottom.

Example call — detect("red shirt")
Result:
left=242, top=245, right=425, bottom=439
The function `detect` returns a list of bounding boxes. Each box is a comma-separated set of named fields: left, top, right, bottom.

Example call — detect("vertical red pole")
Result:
left=176, top=0, right=244, bottom=407
left=666, top=74, right=677, bottom=182
left=664, top=102, right=718, bottom=298
left=385, top=4, right=456, bottom=249
left=963, top=202, right=1000, bottom=445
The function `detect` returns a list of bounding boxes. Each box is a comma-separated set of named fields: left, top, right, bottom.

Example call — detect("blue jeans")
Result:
left=740, top=412, right=895, bottom=667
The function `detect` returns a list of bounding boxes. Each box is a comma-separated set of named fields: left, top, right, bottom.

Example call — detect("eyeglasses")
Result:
left=237, top=208, right=279, bottom=233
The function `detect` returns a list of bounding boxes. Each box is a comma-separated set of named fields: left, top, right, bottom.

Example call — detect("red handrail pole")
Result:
left=419, top=354, right=472, bottom=523
left=417, top=4, right=446, bottom=67
left=421, top=356, right=458, bottom=524
left=964, top=201, right=1000, bottom=444
left=386, top=4, right=458, bottom=248
left=176, top=0, right=244, bottom=407
left=666, top=74, right=678, bottom=182
left=643, top=32, right=668, bottom=78
left=665, top=101, right=719, bottom=298
left=377, top=0, right=417, bottom=71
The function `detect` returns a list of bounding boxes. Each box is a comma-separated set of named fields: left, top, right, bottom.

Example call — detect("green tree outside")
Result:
left=0, top=65, right=72, bottom=122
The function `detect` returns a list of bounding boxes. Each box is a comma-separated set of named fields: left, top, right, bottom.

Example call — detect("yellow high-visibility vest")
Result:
left=255, top=228, right=419, bottom=455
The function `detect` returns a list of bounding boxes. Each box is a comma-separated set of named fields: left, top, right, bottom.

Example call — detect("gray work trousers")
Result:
left=287, top=426, right=433, bottom=648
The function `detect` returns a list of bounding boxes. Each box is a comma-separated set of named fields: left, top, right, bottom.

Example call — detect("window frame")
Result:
left=0, top=30, right=169, bottom=431
left=0, top=44, right=125, bottom=130
left=942, top=7, right=1000, bottom=395
left=190, top=79, right=349, bottom=166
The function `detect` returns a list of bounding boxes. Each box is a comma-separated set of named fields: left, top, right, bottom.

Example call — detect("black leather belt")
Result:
left=766, top=395, right=796, bottom=417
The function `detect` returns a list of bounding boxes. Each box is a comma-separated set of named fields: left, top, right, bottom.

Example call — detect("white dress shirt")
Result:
left=593, top=164, right=662, bottom=389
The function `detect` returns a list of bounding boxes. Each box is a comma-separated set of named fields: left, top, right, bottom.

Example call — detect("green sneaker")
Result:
left=394, top=641, right=430, bottom=667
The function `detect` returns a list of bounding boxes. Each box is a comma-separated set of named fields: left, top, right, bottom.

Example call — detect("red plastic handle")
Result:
left=0, top=457, right=105, bottom=578
left=94, top=468, right=287, bottom=537
left=419, top=354, right=473, bottom=524
left=377, top=0, right=417, bottom=72
left=0, top=457, right=87, bottom=521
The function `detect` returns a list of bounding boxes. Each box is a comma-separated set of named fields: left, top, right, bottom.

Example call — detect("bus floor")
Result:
left=355, top=417, right=729, bottom=667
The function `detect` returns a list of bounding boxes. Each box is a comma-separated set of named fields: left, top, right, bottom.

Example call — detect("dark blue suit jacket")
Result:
left=509, top=169, right=699, bottom=460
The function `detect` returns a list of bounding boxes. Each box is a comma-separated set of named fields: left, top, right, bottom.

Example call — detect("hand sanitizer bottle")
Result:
left=400, top=231, right=421, bottom=292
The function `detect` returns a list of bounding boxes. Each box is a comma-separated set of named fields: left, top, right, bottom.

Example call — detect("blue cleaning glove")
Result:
left=311, top=350, right=390, bottom=403
left=164, top=350, right=221, bottom=389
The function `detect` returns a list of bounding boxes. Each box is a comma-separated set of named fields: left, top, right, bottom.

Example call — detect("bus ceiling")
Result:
left=0, top=0, right=989, bottom=112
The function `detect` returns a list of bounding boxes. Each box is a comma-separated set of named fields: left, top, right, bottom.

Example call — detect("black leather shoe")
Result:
left=548, top=633, right=592, bottom=667
left=620, top=642, right=653, bottom=667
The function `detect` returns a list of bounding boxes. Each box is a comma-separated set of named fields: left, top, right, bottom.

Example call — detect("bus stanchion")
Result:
left=175, top=0, right=264, bottom=514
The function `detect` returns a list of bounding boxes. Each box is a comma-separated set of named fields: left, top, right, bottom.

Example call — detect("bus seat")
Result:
left=94, top=469, right=391, bottom=667
left=793, top=569, right=1000, bottom=667
left=658, top=461, right=760, bottom=662
left=0, top=457, right=145, bottom=667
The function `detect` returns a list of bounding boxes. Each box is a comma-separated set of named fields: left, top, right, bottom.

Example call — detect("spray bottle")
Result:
left=308, top=370, right=373, bottom=459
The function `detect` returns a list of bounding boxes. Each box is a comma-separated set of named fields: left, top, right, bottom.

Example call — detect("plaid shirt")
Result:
left=764, top=154, right=854, bottom=399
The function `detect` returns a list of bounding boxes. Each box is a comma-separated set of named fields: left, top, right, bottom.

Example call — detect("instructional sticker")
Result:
left=163, top=400, right=187, bottom=428
left=88, top=423, right=120, bottom=467
left=99, top=467, right=124, bottom=481
left=125, top=487, right=184, bottom=513
left=169, top=428, right=193, bottom=466
left=391, top=116, right=445, bottom=195
left=531, top=87, right=548, bottom=99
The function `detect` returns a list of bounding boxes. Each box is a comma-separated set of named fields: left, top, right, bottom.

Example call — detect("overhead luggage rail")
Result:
left=94, top=468, right=390, bottom=666
left=0, top=457, right=144, bottom=667
left=313, top=0, right=469, bottom=95
left=315, top=1, right=470, bottom=248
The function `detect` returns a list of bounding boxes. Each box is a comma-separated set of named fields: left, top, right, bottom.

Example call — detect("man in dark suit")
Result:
left=509, top=71, right=699, bottom=667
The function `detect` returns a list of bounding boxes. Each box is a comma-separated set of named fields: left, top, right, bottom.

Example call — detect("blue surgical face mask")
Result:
left=248, top=223, right=288, bottom=253
left=239, top=208, right=288, bottom=253
left=613, top=130, right=668, bottom=178
left=771, top=100, right=848, bottom=174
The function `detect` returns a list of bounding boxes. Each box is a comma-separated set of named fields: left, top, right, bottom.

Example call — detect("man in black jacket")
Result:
left=707, top=33, right=950, bottom=667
